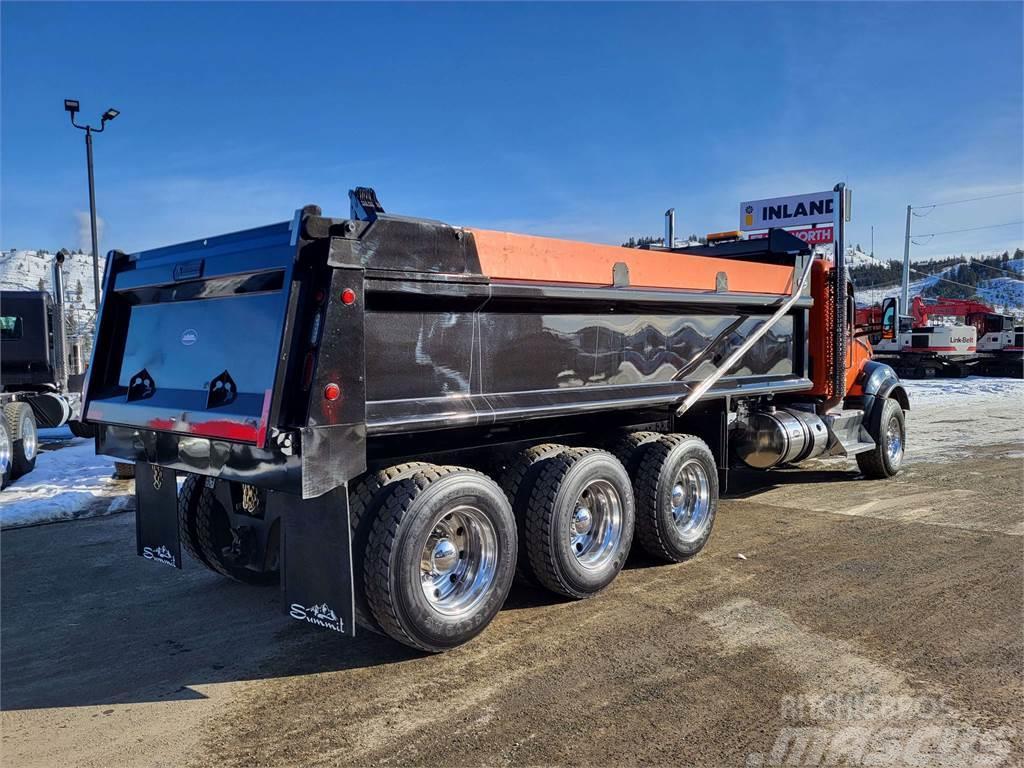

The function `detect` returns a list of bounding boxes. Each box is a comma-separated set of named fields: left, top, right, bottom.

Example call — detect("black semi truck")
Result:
left=1, top=253, right=92, bottom=488
left=82, top=186, right=909, bottom=652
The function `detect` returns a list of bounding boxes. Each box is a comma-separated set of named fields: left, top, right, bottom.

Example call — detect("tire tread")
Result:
left=522, top=447, right=616, bottom=598
left=364, top=465, right=491, bottom=652
left=497, top=444, right=568, bottom=584
left=348, top=462, right=434, bottom=631
left=634, top=433, right=715, bottom=562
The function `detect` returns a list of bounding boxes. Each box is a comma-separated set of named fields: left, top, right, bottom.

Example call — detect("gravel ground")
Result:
left=1, top=396, right=1022, bottom=768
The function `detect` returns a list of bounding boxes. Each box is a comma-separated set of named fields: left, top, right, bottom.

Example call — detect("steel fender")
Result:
left=858, top=360, right=910, bottom=427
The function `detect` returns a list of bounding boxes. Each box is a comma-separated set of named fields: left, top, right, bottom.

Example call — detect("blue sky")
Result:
left=2, top=2, right=1022, bottom=262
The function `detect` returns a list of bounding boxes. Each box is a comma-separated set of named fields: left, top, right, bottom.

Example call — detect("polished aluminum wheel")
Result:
left=885, top=416, right=904, bottom=466
left=669, top=459, right=712, bottom=543
left=19, top=409, right=37, bottom=462
left=420, top=505, right=498, bottom=618
left=0, top=421, right=11, bottom=480
left=569, top=479, right=624, bottom=570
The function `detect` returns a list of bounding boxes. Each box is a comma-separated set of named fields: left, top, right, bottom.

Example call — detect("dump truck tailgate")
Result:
left=85, top=221, right=296, bottom=446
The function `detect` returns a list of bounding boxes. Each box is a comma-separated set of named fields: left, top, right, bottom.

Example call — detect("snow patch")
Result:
left=0, top=438, right=129, bottom=529
left=901, top=377, right=1024, bottom=463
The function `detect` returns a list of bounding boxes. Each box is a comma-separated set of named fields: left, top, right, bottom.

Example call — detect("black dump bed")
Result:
left=86, top=207, right=812, bottom=498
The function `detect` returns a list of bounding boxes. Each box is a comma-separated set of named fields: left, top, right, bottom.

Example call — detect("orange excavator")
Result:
left=858, top=295, right=1021, bottom=377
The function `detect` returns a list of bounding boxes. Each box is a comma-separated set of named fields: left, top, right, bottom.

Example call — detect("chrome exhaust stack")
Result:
left=51, top=250, right=69, bottom=392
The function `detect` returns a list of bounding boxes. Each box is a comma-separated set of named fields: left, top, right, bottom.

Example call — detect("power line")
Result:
left=856, top=265, right=1021, bottom=297
left=908, top=266, right=1003, bottom=294
left=912, top=189, right=1024, bottom=210
left=968, top=259, right=1024, bottom=278
left=911, top=220, right=1024, bottom=240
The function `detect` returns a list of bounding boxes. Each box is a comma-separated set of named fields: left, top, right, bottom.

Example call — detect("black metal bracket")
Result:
left=206, top=369, right=238, bottom=409
left=349, top=187, right=384, bottom=222
left=126, top=368, right=155, bottom=401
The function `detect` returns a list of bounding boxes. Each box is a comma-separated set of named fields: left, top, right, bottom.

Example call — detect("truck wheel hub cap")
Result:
left=886, top=418, right=903, bottom=464
left=572, top=506, right=594, bottom=536
left=0, top=430, right=10, bottom=475
left=569, top=479, right=623, bottom=570
left=21, top=412, right=37, bottom=461
left=420, top=505, right=498, bottom=619
left=431, top=539, right=459, bottom=574
left=670, top=460, right=711, bottom=543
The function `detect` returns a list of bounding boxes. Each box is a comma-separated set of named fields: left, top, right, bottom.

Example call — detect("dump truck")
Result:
left=82, top=184, right=909, bottom=652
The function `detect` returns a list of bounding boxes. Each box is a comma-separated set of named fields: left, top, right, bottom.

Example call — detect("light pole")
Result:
left=64, top=99, right=119, bottom=311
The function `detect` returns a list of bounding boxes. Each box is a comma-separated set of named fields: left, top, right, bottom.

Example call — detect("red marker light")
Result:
left=324, top=383, right=341, bottom=401
left=341, top=288, right=357, bottom=305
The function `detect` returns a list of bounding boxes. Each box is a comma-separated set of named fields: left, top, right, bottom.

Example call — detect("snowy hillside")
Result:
left=812, top=244, right=885, bottom=268
left=854, top=255, right=1024, bottom=318
left=844, top=247, right=885, bottom=269
left=0, top=248, right=102, bottom=344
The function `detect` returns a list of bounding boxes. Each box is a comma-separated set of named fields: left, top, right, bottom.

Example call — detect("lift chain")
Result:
left=151, top=465, right=163, bottom=491
left=241, top=483, right=259, bottom=514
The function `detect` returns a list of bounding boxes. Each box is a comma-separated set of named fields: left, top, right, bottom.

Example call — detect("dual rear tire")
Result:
left=357, top=435, right=717, bottom=652
left=0, top=403, right=38, bottom=488
left=174, top=432, right=719, bottom=653
left=362, top=466, right=517, bottom=652
left=178, top=476, right=279, bottom=585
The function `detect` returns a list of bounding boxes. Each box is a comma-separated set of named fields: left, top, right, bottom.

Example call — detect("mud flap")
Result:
left=134, top=462, right=182, bottom=569
left=278, top=485, right=355, bottom=637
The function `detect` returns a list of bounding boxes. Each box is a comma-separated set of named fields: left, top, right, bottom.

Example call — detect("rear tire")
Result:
left=68, top=420, right=97, bottom=439
left=113, top=461, right=136, bottom=479
left=349, top=462, right=434, bottom=631
left=523, top=448, right=634, bottom=599
left=608, top=430, right=662, bottom=476
left=178, top=475, right=213, bottom=568
left=180, top=478, right=279, bottom=584
left=364, top=466, right=517, bottom=652
left=857, top=398, right=905, bottom=479
left=634, top=434, right=718, bottom=562
left=0, top=419, right=12, bottom=489
left=497, top=443, right=569, bottom=585
left=3, top=403, right=37, bottom=480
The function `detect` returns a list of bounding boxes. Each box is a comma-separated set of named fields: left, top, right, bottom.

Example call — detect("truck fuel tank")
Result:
left=733, top=406, right=828, bottom=469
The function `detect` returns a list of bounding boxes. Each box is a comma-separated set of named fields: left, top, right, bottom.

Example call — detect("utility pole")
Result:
left=64, top=99, right=119, bottom=311
left=901, top=204, right=911, bottom=311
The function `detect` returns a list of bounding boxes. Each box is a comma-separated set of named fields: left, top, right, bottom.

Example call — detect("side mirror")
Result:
left=881, top=297, right=898, bottom=340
